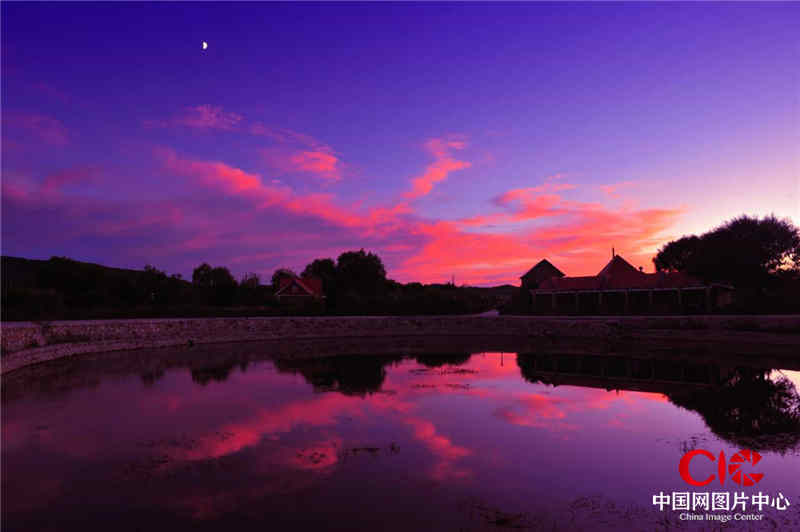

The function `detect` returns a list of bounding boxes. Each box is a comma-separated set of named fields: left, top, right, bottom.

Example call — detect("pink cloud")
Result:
left=153, top=147, right=683, bottom=284
left=289, top=150, right=340, bottom=180
left=156, top=148, right=405, bottom=235
left=255, top=124, right=343, bottom=181
left=157, top=147, right=282, bottom=198
left=262, top=147, right=343, bottom=181
left=405, top=137, right=472, bottom=200
left=391, top=198, right=685, bottom=284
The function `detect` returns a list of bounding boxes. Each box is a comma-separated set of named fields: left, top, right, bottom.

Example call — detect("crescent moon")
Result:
left=202, top=41, right=208, bottom=50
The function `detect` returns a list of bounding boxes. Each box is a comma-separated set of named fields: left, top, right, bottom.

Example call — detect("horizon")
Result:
left=2, top=3, right=798, bottom=286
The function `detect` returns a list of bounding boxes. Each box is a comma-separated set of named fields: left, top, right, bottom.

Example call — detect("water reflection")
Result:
left=669, top=368, right=800, bottom=453
left=272, top=355, right=403, bottom=396
left=517, top=353, right=800, bottom=454
left=414, top=354, right=473, bottom=368
left=3, top=339, right=800, bottom=531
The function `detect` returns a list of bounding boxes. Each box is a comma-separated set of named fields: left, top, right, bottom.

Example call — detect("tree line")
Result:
left=1, top=249, right=505, bottom=320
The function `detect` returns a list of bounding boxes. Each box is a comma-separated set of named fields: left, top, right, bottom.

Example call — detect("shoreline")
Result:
left=2, top=314, right=799, bottom=375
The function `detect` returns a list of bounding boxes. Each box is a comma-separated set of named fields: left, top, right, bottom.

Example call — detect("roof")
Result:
left=275, top=275, right=324, bottom=297
left=596, top=255, right=648, bottom=289
left=538, top=275, right=599, bottom=290
left=520, top=259, right=565, bottom=281
left=532, top=254, right=707, bottom=292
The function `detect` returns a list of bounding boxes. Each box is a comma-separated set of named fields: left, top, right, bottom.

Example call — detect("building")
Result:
left=275, top=275, right=325, bottom=302
left=522, top=253, right=734, bottom=315
left=520, top=259, right=565, bottom=289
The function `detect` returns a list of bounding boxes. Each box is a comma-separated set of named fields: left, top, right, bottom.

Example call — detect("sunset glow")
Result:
left=2, top=3, right=797, bottom=284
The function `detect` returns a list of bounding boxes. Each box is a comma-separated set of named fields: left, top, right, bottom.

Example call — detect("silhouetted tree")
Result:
left=192, top=263, right=214, bottom=288
left=209, top=266, right=237, bottom=306
left=654, top=215, right=800, bottom=284
left=653, top=235, right=702, bottom=273
left=192, top=263, right=237, bottom=305
left=336, top=249, right=386, bottom=296
left=303, top=258, right=336, bottom=285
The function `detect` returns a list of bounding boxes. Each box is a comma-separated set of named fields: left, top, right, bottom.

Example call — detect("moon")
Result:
left=202, top=41, right=208, bottom=50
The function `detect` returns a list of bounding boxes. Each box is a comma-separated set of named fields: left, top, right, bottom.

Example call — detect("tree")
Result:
left=336, top=249, right=387, bottom=295
left=271, top=268, right=296, bottom=289
left=653, top=236, right=702, bottom=273
left=302, top=258, right=336, bottom=295
left=192, top=263, right=237, bottom=305
left=192, top=263, right=214, bottom=288
left=653, top=215, right=800, bottom=286
left=302, top=258, right=336, bottom=283
left=210, top=267, right=237, bottom=306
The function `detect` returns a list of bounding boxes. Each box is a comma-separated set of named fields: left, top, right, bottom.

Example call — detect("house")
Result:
left=275, top=275, right=325, bottom=302
left=520, top=259, right=565, bottom=289
left=523, top=253, right=734, bottom=315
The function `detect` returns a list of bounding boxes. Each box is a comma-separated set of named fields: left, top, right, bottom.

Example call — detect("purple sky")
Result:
left=2, top=2, right=798, bottom=285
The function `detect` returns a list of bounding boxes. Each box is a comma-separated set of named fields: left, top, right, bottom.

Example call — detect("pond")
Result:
left=2, top=338, right=800, bottom=531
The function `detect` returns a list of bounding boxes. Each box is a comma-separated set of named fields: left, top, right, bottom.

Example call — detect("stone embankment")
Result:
left=2, top=315, right=799, bottom=375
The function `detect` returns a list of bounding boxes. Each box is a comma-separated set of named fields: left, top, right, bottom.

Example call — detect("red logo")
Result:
left=679, top=449, right=764, bottom=487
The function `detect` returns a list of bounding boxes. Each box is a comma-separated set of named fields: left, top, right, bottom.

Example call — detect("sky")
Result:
left=2, top=2, right=798, bottom=286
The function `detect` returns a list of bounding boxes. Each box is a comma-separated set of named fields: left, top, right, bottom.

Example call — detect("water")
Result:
left=2, top=338, right=800, bottom=531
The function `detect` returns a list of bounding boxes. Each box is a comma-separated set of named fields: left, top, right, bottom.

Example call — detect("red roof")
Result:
left=532, top=255, right=705, bottom=291
left=276, top=275, right=324, bottom=297
left=538, top=275, right=599, bottom=290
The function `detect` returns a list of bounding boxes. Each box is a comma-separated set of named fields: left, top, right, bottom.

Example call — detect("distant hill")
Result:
left=1, top=256, right=196, bottom=320
left=2, top=255, right=160, bottom=290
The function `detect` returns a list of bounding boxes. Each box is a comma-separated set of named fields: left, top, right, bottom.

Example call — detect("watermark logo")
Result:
left=652, top=448, right=790, bottom=522
left=678, top=448, right=764, bottom=487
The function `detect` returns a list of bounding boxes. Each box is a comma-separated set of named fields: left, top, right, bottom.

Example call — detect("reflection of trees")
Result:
left=517, top=353, right=800, bottom=453
left=415, top=354, right=472, bottom=368
left=190, top=361, right=238, bottom=385
left=273, top=356, right=403, bottom=396
left=668, top=368, right=800, bottom=453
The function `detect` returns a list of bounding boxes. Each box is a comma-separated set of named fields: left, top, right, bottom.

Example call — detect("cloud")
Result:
left=289, top=150, right=340, bottom=179
left=262, top=146, right=343, bottom=182
left=155, top=148, right=403, bottom=234
left=405, top=137, right=472, bottom=200
left=3, top=129, right=685, bottom=286
left=600, top=181, right=637, bottom=198
left=144, top=105, right=242, bottom=131
left=41, top=166, right=99, bottom=194
left=144, top=108, right=344, bottom=180
left=250, top=124, right=323, bottom=148
left=392, top=196, right=685, bottom=284
left=2, top=112, right=69, bottom=145
left=255, top=125, right=343, bottom=182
